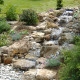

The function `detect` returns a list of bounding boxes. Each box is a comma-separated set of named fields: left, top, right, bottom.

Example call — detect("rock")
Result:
left=13, top=59, right=36, bottom=70
left=6, top=39, right=31, bottom=57
left=43, top=41, right=56, bottom=46
left=25, top=54, right=38, bottom=61
left=31, top=41, right=41, bottom=50
left=31, top=31, right=44, bottom=42
left=44, top=34, right=51, bottom=41
left=44, top=28, right=52, bottom=34
left=36, top=57, right=47, bottom=69
left=23, top=69, right=36, bottom=80
left=36, top=21, right=47, bottom=30
left=51, top=27, right=63, bottom=40
left=23, top=69, right=57, bottom=80
left=58, top=36, right=67, bottom=45
left=4, top=57, right=12, bottom=65
left=36, top=69, right=57, bottom=80
left=27, top=26, right=37, bottom=31
left=47, top=22, right=58, bottom=29
left=7, top=21, right=18, bottom=25
left=59, top=33, right=74, bottom=45
left=40, top=45, right=59, bottom=58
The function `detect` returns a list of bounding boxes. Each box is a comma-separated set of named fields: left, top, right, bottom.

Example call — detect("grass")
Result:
left=0, top=0, right=80, bottom=14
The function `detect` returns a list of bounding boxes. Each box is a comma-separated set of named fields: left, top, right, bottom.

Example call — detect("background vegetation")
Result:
left=0, top=0, right=80, bottom=14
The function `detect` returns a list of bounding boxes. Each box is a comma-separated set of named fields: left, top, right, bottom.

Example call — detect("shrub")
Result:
left=56, top=0, right=63, bottom=10
left=0, top=33, right=10, bottom=47
left=20, top=9, right=39, bottom=25
left=72, top=35, right=80, bottom=45
left=6, top=5, right=17, bottom=21
left=10, top=31, right=21, bottom=41
left=0, top=0, right=4, bottom=4
left=46, top=58, right=61, bottom=68
left=59, top=45, right=80, bottom=80
left=0, top=20, right=10, bottom=34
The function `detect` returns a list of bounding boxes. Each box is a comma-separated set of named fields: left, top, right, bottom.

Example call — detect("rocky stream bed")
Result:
left=0, top=7, right=80, bottom=80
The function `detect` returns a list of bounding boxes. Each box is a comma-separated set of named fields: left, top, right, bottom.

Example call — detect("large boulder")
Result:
left=40, top=45, right=59, bottom=58
left=13, top=59, right=36, bottom=70
left=23, top=69, right=57, bottom=80
left=4, top=39, right=31, bottom=57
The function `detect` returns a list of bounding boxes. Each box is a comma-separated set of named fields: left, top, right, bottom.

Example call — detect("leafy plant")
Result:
left=59, top=44, right=80, bottom=80
left=46, top=58, right=61, bottom=67
left=6, top=5, right=17, bottom=21
left=20, top=9, right=39, bottom=25
left=0, top=33, right=10, bottom=47
left=72, top=35, right=80, bottom=45
left=10, top=31, right=22, bottom=41
left=0, top=20, right=10, bottom=34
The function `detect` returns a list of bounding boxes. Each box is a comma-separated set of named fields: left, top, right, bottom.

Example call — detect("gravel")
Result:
left=0, top=64, right=24, bottom=80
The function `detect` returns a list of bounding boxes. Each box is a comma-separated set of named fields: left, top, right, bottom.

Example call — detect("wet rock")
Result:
left=40, top=45, right=59, bottom=58
left=51, top=27, right=63, bottom=40
left=13, top=59, right=36, bottom=70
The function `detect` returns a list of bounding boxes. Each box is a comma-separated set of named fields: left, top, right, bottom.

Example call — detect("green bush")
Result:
left=59, top=45, right=80, bottom=80
left=46, top=58, right=61, bottom=67
left=6, top=5, right=17, bottom=21
left=0, top=20, right=10, bottom=34
left=0, top=0, right=4, bottom=4
left=56, top=0, right=63, bottom=10
left=0, top=33, right=10, bottom=47
left=20, top=9, right=39, bottom=25
left=72, top=35, right=80, bottom=45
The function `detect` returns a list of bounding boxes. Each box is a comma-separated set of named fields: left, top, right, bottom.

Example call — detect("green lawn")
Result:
left=0, top=0, right=79, bottom=14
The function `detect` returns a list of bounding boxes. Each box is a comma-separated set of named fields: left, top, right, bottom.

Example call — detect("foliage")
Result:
left=46, top=57, right=61, bottom=67
left=0, top=0, right=4, bottom=4
left=56, top=0, right=63, bottom=10
left=6, top=5, right=17, bottom=21
left=10, top=30, right=28, bottom=41
left=59, top=43, right=80, bottom=80
left=72, top=35, right=80, bottom=45
left=0, top=33, right=10, bottom=47
left=10, top=31, right=21, bottom=41
left=20, top=9, right=39, bottom=25
left=0, top=20, right=10, bottom=34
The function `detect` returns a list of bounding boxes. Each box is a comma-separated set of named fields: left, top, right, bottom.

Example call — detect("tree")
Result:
left=56, top=0, right=63, bottom=10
